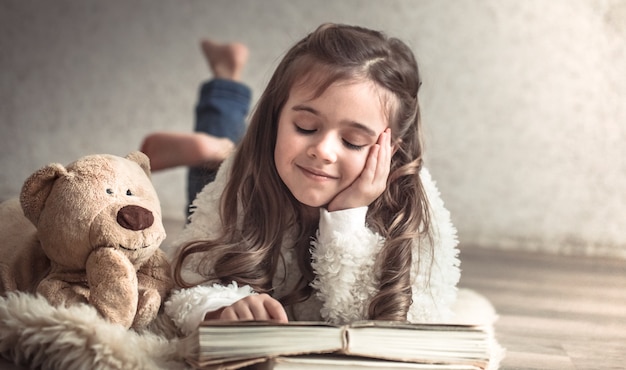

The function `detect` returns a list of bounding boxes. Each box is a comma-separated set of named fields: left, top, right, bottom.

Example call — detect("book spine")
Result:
left=340, top=325, right=349, bottom=352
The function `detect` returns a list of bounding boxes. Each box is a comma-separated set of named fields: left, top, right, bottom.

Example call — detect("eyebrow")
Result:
left=291, top=104, right=377, bottom=137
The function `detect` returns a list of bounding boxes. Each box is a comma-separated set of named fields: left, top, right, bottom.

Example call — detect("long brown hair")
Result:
left=174, top=23, right=432, bottom=321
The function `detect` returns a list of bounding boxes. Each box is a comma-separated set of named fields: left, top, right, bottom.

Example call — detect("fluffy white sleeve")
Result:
left=165, top=282, right=256, bottom=335
left=310, top=207, right=384, bottom=324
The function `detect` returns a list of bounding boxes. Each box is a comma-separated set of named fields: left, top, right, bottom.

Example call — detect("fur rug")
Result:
left=0, top=292, right=188, bottom=370
left=0, top=289, right=503, bottom=370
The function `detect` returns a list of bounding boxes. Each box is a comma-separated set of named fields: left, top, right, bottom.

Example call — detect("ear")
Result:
left=20, top=163, right=68, bottom=225
left=126, top=151, right=151, bottom=178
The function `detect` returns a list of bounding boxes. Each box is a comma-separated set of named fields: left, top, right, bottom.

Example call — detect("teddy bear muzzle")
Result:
left=116, top=205, right=154, bottom=231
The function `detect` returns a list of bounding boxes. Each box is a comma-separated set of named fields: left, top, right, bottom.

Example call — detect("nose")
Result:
left=117, top=205, right=154, bottom=231
left=307, top=134, right=337, bottom=163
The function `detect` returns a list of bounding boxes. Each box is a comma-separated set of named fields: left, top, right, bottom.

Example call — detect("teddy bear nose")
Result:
left=117, top=205, right=154, bottom=231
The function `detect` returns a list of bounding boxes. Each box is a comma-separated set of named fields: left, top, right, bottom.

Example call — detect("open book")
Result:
left=183, top=320, right=500, bottom=370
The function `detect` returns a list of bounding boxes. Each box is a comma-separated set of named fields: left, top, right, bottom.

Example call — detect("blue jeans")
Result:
left=187, top=79, right=251, bottom=208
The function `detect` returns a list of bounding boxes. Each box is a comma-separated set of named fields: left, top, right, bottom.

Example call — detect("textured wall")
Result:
left=1, top=0, right=625, bottom=257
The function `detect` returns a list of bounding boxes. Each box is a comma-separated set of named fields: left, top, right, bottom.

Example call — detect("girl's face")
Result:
left=274, top=78, right=391, bottom=208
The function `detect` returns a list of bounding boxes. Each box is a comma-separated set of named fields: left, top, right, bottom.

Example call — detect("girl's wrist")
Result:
left=319, top=207, right=368, bottom=235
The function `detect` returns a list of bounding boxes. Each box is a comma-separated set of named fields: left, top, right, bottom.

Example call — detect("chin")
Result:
left=299, top=200, right=326, bottom=208
left=294, top=194, right=331, bottom=209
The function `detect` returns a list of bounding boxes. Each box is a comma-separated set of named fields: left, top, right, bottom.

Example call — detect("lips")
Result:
left=298, top=165, right=338, bottom=180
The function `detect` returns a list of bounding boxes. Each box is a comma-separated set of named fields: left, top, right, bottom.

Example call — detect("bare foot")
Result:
left=140, top=132, right=235, bottom=172
left=200, top=39, right=249, bottom=81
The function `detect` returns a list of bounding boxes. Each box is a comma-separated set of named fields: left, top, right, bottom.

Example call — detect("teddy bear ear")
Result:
left=126, top=151, right=152, bottom=178
left=20, top=163, right=68, bottom=225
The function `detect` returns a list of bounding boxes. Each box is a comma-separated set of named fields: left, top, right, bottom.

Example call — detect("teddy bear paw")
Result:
left=132, top=288, right=161, bottom=329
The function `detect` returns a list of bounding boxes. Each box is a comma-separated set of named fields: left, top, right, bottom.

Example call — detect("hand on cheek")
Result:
left=204, top=294, right=288, bottom=323
left=327, top=129, right=392, bottom=212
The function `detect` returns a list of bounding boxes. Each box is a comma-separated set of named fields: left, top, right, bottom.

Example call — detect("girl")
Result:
left=161, top=23, right=460, bottom=336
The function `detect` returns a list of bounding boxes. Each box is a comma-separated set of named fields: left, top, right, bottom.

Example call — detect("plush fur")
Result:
left=0, top=292, right=187, bottom=370
left=0, top=152, right=173, bottom=330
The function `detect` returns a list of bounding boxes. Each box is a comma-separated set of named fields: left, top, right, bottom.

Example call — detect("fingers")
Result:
left=364, top=128, right=391, bottom=185
left=218, top=294, right=288, bottom=323
left=263, top=296, right=289, bottom=323
left=361, top=144, right=380, bottom=185
left=376, top=128, right=392, bottom=181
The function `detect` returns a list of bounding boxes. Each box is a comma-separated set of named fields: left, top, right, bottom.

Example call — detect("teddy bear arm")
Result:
left=136, top=249, right=174, bottom=298
left=86, top=248, right=138, bottom=329
left=132, top=288, right=162, bottom=329
left=132, top=251, right=173, bottom=329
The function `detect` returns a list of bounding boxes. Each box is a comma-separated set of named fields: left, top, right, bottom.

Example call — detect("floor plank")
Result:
left=459, top=246, right=626, bottom=369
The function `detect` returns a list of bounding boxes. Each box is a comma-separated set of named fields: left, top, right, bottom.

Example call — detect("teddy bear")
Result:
left=0, top=151, right=173, bottom=330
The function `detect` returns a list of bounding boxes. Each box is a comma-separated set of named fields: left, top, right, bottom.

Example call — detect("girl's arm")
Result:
left=165, top=281, right=256, bottom=335
left=310, top=206, right=384, bottom=324
left=310, top=167, right=460, bottom=324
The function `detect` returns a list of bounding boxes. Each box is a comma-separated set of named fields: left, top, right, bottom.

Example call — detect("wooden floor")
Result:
left=459, top=245, right=626, bottom=370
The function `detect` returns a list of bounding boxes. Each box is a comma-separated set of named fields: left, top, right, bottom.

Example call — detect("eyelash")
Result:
left=295, top=125, right=315, bottom=135
left=294, top=124, right=366, bottom=151
left=343, top=140, right=365, bottom=151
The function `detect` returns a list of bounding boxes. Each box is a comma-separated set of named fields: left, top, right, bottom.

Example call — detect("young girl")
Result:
left=160, top=23, right=460, bottom=336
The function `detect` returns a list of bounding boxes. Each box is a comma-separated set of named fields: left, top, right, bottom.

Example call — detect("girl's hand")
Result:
left=327, top=129, right=392, bottom=212
left=203, top=294, right=288, bottom=323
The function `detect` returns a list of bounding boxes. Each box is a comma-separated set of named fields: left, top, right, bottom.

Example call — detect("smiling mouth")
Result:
left=298, top=165, right=338, bottom=180
left=118, top=244, right=150, bottom=251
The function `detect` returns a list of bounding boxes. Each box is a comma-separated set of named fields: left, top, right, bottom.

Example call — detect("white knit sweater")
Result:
left=164, top=156, right=460, bottom=336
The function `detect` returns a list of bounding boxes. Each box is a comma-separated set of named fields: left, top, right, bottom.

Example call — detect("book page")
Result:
left=191, top=321, right=494, bottom=369
left=197, top=323, right=344, bottom=360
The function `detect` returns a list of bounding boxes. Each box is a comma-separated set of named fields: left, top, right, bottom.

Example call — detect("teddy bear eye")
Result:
left=126, top=189, right=133, bottom=196
left=106, top=188, right=114, bottom=195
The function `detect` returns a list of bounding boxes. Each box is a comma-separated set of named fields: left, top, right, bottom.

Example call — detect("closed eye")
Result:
left=294, top=124, right=316, bottom=135
left=343, top=139, right=366, bottom=151
left=296, top=123, right=365, bottom=151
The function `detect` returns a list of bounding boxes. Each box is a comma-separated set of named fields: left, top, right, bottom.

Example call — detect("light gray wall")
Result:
left=1, top=0, right=625, bottom=258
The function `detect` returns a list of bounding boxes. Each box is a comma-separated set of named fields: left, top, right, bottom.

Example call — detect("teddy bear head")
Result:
left=19, top=152, right=166, bottom=270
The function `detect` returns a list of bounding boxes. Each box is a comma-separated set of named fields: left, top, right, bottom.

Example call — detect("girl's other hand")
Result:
left=327, top=128, right=392, bottom=212
left=203, top=294, right=288, bottom=323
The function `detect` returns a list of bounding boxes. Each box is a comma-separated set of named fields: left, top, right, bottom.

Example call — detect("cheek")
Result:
left=274, top=125, right=294, bottom=179
left=341, top=152, right=369, bottom=183
left=275, top=131, right=291, bottom=156
left=273, top=141, right=286, bottom=176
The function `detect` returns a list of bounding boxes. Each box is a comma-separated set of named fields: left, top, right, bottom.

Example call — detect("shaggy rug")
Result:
left=0, top=289, right=503, bottom=370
